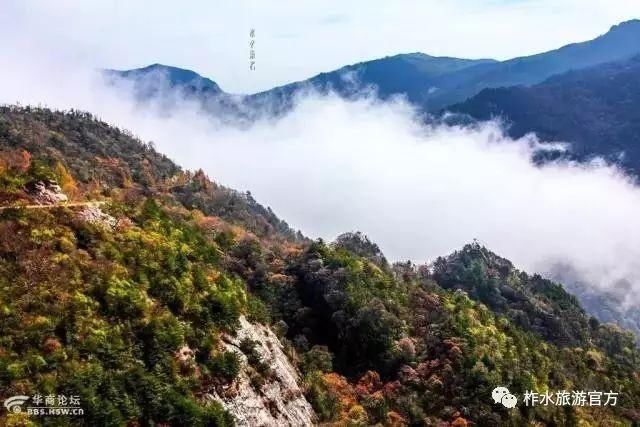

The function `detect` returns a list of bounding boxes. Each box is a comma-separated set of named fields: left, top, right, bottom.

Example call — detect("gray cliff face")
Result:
left=208, top=316, right=315, bottom=427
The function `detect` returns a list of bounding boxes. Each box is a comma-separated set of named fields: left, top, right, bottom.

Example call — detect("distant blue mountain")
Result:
left=105, top=55, right=496, bottom=118
left=118, top=64, right=220, bottom=90
left=108, top=19, right=640, bottom=115
left=103, top=64, right=249, bottom=122
left=246, top=53, right=496, bottom=110
left=249, top=20, right=640, bottom=110
left=426, top=19, right=640, bottom=109
left=103, top=64, right=224, bottom=101
left=246, top=19, right=640, bottom=111
left=446, top=55, right=640, bottom=175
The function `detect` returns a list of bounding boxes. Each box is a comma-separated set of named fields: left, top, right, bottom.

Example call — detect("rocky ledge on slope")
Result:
left=24, top=179, right=68, bottom=205
left=207, top=316, right=315, bottom=427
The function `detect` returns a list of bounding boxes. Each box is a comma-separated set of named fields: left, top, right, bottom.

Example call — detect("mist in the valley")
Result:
left=2, top=49, right=640, bottom=308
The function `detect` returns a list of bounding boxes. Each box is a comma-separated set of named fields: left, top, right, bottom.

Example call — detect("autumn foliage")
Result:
left=0, top=107, right=639, bottom=426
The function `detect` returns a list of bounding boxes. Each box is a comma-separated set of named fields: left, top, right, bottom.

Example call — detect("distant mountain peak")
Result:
left=394, top=52, right=496, bottom=62
left=601, top=19, right=640, bottom=39
left=106, top=64, right=223, bottom=94
left=611, top=18, right=640, bottom=29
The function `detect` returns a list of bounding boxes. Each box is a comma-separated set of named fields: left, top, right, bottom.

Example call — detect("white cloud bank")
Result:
left=2, top=51, right=640, bottom=305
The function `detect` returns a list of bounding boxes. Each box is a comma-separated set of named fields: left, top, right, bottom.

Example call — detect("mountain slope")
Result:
left=108, top=19, right=640, bottom=116
left=1, top=106, right=639, bottom=425
left=104, top=64, right=224, bottom=99
left=106, top=55, right=496, bottom=119
left=426, top=19, right=640, bottom=109
left=245, top=53, right=496, bottom=112
left=102, top=64, right=249, bottom=121
left=247, top=19, right=640, bottom=112
left=0, top=106, right=297, bottom=239
left=446, top=55, right=640, bottom=175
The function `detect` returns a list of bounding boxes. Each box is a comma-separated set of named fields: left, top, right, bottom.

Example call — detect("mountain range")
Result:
left=107, top=19, right=640, bottom=113
left=4, top=17, right=640, bottom=426
left=448, top=54, right=640, bottom=175
left=99, top=19, right=640, bottom=348
left=1, top=106, right=639, bottom=425
left=106, top=19, right=640, bottom=172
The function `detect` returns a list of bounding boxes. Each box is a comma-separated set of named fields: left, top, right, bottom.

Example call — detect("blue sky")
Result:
left=2, top=0, right=640, bottom=92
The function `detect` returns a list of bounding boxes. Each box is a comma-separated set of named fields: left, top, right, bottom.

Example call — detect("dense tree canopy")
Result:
left=1, top=107, right=639, bottom=426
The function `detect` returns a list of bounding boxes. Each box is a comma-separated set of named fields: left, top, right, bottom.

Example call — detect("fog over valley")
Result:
left=2, top=53, right=640, bottom=310
left=5, top=3, right=640, bottom=425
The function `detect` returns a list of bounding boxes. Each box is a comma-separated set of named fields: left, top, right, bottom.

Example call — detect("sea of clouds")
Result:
left=2, top=42, right=640, bottom=308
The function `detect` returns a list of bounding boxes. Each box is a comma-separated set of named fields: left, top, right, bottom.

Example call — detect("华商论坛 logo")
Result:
left=4, top=395, right=30, bottom=413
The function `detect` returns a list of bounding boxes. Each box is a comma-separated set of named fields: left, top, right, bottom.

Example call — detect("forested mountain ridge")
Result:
left=425, top=19, right=640, bottom=109
left=0, top=106, right=298, bottom=240
left=446, top=55, right=640, bottom=176
left=1, top=106, right=639, bottom=426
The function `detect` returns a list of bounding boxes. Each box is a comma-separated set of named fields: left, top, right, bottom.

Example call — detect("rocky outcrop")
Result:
left=75, top=205, right=117, bottom=229
left=24, top=179, right=68, bottom=205
left=208, top=316, right=315, bottom=427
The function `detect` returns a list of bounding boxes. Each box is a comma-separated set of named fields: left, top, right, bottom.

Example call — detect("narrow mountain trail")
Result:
left=0, top=201, right=106, bottom=211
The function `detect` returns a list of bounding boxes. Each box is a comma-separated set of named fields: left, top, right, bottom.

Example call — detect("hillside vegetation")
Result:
left=1, top=106, right=639, bottom=426
left=447, top=55, right=640, bottom=176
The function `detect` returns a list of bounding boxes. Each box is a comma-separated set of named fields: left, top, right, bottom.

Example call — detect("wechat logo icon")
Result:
left=492, top=386, right=518, bottom=408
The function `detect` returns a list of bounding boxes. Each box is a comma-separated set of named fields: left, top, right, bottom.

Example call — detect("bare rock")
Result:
left=25, top=179, right=68, bottom=205
left=76, top=205, right=116, bottom=229
left=208, top=316, right=315, bottom=427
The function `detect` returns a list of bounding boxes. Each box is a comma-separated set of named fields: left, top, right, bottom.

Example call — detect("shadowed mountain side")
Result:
left=446, top=55, right=640, bottom=176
